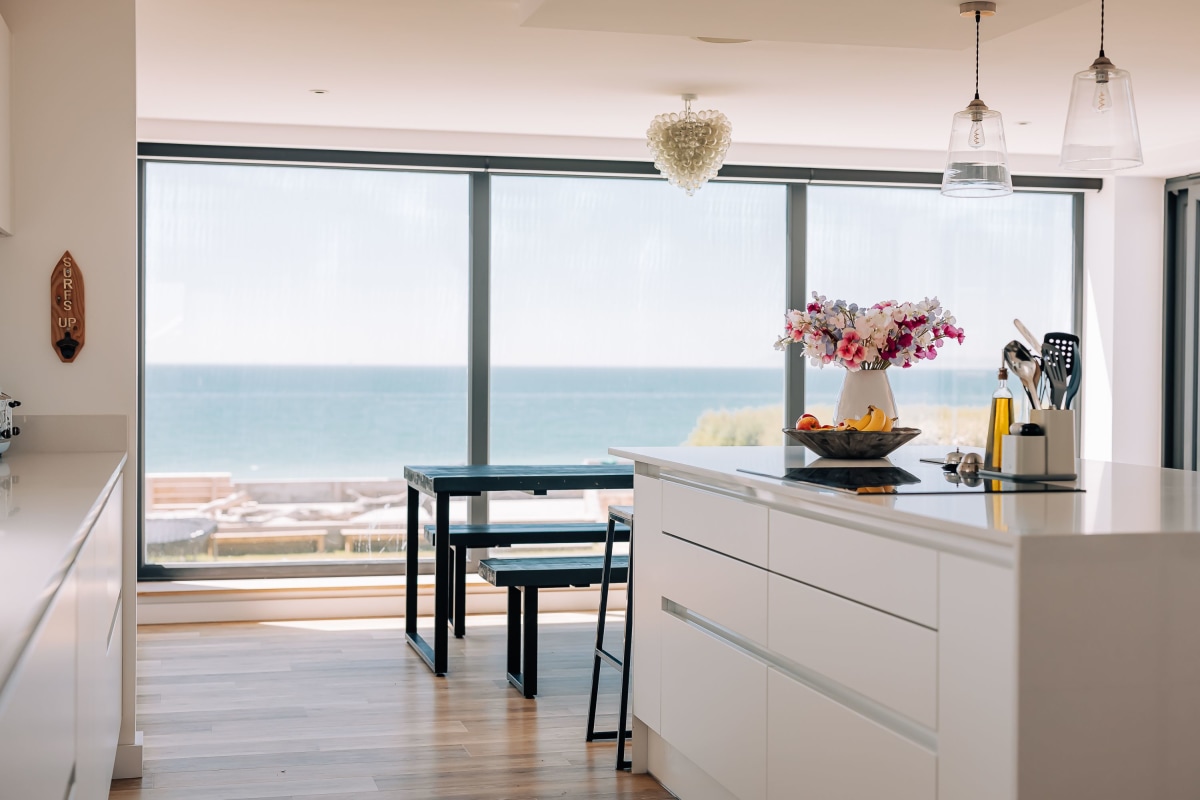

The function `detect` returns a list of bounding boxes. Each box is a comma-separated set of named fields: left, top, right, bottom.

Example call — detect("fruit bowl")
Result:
left=782, top=427, right=922, bottom=460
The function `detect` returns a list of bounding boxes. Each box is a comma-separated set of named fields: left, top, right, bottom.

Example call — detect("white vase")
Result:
left=834, top=368, right=897, bottom=424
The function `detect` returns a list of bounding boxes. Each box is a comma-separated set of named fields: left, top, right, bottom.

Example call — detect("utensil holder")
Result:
left=1029, top=408, right=1076, bottom=477
left=1000, top=434, right=1046, bottom=476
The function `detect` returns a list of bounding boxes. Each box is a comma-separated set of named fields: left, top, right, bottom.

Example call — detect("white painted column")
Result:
left=1082, top=176, right=1165, bottom=466
left=0, top=0, right=140, bottom=778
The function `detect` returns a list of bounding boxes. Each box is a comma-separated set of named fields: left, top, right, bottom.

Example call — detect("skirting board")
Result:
left=112, top=734, right=143, bottom=780
left=646, top=725, right=734, bottom=800
left=138, top=581, right=625, bottom=625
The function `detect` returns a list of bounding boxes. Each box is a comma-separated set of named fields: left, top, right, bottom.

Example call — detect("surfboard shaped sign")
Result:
left=50, top=251, right=85, bottom=362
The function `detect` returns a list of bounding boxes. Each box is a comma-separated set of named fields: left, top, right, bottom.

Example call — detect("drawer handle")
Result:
left=106, top=595, right=122, bottom=654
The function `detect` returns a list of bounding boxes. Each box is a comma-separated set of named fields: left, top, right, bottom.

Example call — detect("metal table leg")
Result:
left=406, top=489, right=453, bottom=676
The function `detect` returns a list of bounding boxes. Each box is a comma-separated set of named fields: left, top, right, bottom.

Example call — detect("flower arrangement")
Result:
left=775, top=293, right=966, bottom=370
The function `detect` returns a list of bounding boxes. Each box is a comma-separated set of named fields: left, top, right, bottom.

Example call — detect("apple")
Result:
left=795, top=413, right=820, bottom=431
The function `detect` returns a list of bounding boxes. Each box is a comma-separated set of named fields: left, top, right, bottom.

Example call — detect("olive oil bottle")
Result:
left=985, top=367, right=1014, bottom=471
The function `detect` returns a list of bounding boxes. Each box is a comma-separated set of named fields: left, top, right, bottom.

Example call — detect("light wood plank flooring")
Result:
left=111, top=613, right=672, bottom=799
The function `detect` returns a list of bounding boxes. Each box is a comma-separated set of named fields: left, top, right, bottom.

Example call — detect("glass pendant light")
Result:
left=942, top=2, right=1013, bottom=198
left=1060, top=0, right=1143, bottom=170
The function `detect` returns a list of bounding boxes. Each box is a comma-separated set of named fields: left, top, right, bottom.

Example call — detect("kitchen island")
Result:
left=610, top=445, right=1200, bottom=800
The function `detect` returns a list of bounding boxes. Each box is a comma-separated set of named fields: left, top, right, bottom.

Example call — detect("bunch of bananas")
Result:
left=836, top=405, right=897, bottom=432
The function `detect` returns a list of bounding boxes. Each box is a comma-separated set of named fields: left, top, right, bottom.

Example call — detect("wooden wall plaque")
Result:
left=50, top=251, right=85, bottom=362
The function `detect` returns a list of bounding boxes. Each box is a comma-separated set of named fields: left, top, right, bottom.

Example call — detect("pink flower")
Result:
left=792, top=328, right=804, bottom=342
left=835, top=331, right=866, bottom=367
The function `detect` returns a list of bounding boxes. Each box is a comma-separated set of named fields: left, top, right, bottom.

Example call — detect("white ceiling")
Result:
left=518, top=0, right=1086, bottom=49
left=136, top=0, right=1200, bottom=176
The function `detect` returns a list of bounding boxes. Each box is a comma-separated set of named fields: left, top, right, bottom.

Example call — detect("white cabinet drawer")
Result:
left=0, top=573, right=77, bottom=800
left=662, top=614, right=767, bottom=800
left=769, top=509, right=937, bottom=627
left=663, top=481, right=767, bottom=567
left=768, top=574, right=937, bottom=728
left=661, top=532, right=767, bottom=645
left=767, top=668, right=936, bottom=800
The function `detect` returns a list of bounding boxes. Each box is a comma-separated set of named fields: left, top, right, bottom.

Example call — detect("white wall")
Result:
left=0, top=11, right=11, bottom=236
left=1082, top=176, right=1165, bottom=466
left=136, top=117, right=1069, bottom=175
left=0, top=0, right=140, bottom=777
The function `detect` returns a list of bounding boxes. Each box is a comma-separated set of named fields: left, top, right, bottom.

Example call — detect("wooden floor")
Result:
left=110, top=614, right=673, bottom=799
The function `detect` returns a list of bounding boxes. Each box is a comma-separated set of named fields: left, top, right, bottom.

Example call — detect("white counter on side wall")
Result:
left=0, top=451, right=125, bottom=686
left=0, top=449, right=127, bottom=800
left=612, top=445, right=1200, bottom=800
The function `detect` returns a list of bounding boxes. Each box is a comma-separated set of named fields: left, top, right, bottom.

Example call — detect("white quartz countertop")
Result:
left=609, top=445, right=1200, bottom=547
left=0, top=450, right=126, bottom=691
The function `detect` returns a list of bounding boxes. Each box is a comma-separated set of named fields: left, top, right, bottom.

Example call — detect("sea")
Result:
left=144, top=365, right=997, bottom=480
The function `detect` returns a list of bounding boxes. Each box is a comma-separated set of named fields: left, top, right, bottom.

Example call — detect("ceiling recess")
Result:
left=519, top=0, right=1085, bottom=49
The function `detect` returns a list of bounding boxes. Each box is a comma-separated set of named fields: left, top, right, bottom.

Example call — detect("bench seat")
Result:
left=479, top=555, right=628, bottom=587
left=424, top=522, right=629, bottom=639
left=208, top=529, right=326, bottom=557
left=478, top=555, right=628, bottom=698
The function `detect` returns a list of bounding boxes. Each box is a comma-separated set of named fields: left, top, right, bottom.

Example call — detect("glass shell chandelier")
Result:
left=941, top=2, right=1013, bottom=198
left=647, top=94, right=733, bottom=195
left=1060, top=0, right=1143, bottom=170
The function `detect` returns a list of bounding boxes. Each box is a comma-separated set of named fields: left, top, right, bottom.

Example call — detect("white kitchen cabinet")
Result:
left=661, top=614, right=767, bottom=800
left=767, top=573, right=937, bottom=728
left=0, top=458, right=125, bottom=799
left=0, top=571, right=78, bottom=800
left=75, top=476, right=124, bottom=800
left=766, top=667, right=936, bottom=800
left=660, top=531, right=767, bottom=645
left=662, top=480, right=767, bottom=567
left=768, top=508, right=938, bottom=627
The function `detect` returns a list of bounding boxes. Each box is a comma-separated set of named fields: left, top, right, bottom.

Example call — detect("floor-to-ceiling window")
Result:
left=805, top=186, right=1078, bottom=446
left=486, top=175, right=785, bottom=550
left=142, top=161, right=469, bottom=572
left=138, top=146, right=1091, bottom=579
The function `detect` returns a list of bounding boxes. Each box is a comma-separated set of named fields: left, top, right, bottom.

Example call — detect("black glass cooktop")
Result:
left=738, top=454, right=1083, bottom=496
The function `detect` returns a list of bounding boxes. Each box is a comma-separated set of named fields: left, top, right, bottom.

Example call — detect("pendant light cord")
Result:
left=974, top=10, right=981, bottom=100
left=1099, top=0, right=1105, bottom=57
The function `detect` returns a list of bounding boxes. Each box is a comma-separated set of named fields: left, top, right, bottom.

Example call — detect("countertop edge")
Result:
left=0, top=451, right=127, bottom=697
left=610, top=445, right=1019, bottom=555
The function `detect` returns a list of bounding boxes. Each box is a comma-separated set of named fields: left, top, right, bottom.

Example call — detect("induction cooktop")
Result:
left=738, top=456, right=1084, bottom=496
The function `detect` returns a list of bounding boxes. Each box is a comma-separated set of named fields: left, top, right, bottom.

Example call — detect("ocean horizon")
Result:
left=145, top=364, right=997, bottom=480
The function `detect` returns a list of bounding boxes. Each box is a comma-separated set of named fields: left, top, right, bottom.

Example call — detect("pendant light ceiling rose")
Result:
left=959, top=2, right=996, bottom=17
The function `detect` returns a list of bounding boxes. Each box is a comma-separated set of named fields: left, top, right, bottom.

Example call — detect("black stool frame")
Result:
left=585, top=506, right=635, bottom=771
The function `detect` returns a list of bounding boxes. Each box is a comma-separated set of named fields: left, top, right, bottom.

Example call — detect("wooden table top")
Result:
left=403, top=463, right=634, bottom=495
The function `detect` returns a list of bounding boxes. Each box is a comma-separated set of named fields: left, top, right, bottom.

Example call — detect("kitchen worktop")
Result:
left=609, top=445, right=1200, bottom=550
left=0, top=450, right=126, bottom=690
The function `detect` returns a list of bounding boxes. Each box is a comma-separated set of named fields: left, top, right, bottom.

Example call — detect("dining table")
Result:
left=402, top=463, right=635, bottom=675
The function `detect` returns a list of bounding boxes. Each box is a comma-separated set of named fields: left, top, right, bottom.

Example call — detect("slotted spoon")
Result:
left=1042, top=331, right=1081, bottom=410
left=1041, top=343, right=1068, bottom=410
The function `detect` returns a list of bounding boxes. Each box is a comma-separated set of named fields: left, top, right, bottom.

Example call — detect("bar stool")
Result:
left=585, top=504, right=634, bottom=771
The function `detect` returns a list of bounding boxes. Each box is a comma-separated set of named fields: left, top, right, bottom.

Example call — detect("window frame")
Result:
left=136, top=145, right=1094, bottom=580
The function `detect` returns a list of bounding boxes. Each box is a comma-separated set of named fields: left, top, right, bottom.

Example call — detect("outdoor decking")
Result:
left=143, top=473, right=633, bottom=562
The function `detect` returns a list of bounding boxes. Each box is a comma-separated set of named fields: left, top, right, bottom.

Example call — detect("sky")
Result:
left=143, top=161, right=1074, bottom=370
